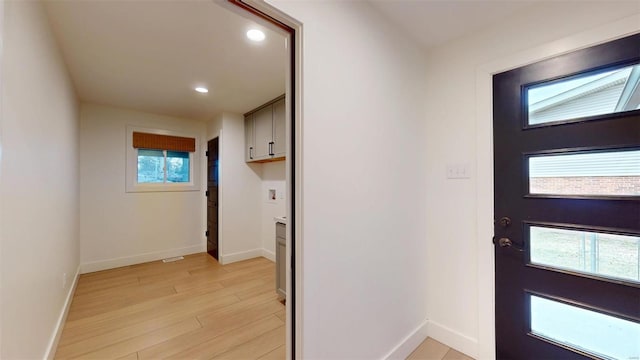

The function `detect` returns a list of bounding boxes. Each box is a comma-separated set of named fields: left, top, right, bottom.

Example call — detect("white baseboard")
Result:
left=220, top=248, right=263, bottom=265
left=44, top=265, right=80, bottom=360
left=383, top=319, right=478, bottom=360
left=262, top=249, right=275, bottom=262
left=427, top=320, right=478, bottom=359
left=383, top=318, right=429, bottom=360
left=80, top=244, right=205, bottom=273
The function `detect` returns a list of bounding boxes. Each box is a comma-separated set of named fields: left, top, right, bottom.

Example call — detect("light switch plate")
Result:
left=446, top=163, right=471, bottom=179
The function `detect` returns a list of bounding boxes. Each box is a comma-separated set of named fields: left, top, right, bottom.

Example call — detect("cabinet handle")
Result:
left=249, top=147, right=253, bottom=159
left=269, top=142, right=274, bottom=156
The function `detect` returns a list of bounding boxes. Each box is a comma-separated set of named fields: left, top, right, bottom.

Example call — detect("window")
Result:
left=528, top=225, right=640, bottom=283
left=137, top=150, right=190, bottom=183
left=529, top=294, right=640, bottom=360
left=526, top=63, right=640, bottom=126
left=527, top=148, right=640, bottom=197
left=126, top=127, right=199, bottom=192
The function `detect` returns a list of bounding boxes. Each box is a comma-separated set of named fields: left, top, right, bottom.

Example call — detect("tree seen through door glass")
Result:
left=527, top=63, right=640, bottom=125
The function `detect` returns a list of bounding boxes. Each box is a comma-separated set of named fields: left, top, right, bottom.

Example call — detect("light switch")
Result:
left=446, top=163, right=471, bottom=179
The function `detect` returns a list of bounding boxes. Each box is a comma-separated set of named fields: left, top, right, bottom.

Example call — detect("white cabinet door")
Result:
left=253, top=105, right=273, bottom=160
left=272, top=98, right=286, bottom=157
left=244, top=114, right=254, bottom=162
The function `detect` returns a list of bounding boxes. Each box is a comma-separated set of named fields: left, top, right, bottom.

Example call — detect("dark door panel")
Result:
left=207, top=138, right=219, bottom=260
left=493, top=33, right=640, bottom=359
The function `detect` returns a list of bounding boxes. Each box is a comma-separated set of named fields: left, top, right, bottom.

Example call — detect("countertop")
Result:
left=274, top=216, right=287, bottom=224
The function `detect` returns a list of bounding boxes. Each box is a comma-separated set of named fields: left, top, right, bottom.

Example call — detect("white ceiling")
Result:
left=44, top=0, right=539, bottom=121
left=44, top=0, right=287, bottom=121
left=370, top=0, right=537, bottom=50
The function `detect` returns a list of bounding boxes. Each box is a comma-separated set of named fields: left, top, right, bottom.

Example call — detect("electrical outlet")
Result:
left=62, top=273, right=67, bottom=289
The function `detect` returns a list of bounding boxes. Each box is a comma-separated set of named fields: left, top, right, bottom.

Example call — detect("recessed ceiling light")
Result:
left=195, top=87, right=208, bottom=93
left=246, top=29, right=265, bottom=42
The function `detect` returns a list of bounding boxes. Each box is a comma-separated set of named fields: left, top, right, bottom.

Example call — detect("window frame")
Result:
left=126, top=126, right=199, bottom=193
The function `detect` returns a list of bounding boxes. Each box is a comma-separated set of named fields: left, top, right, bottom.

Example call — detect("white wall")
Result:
left=0, top=1, right=80, bottom=358
left=207, top=112, right=263, bottom=264
left=260, top=161, right=285, bottom=260
left=422, top=3, right=640, bottom=359
left=267, top=2, right=430, bottom=358
left=79, top=103, right=206, bottom=272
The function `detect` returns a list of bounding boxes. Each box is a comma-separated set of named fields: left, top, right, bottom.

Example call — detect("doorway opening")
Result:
left=43, top=0, right=301, bottom=357
left=218, top=1, right=299, bottom=358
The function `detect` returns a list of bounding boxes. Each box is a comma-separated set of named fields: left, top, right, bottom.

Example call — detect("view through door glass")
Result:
left=493, top=33, right=640, bottom=359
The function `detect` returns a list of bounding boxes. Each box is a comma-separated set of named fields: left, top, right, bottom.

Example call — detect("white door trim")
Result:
left=474, top=14, right=640, bottom=360
left=0, top=0, right=5, bottom=356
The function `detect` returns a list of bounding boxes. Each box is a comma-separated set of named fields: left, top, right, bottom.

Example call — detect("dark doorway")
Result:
left=207, top=137, right=219, bottom=260
left=493, top=33, right=640, bottom=359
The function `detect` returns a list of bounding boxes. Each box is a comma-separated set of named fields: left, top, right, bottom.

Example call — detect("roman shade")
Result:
left=132, top=132, right=196, bottom=152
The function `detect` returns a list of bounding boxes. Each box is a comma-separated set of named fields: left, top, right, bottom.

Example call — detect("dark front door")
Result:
left=493, top=34, right=640, bottom=359
left=207, top=138, right=219, bottom=260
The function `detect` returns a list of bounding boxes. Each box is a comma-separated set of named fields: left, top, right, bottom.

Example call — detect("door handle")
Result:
left=494, top=237, right=524, bottom=252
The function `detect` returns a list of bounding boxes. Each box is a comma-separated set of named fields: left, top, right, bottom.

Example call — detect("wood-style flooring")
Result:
left=407, top=338, right=474, bottom=360
left=55, top=253, right=472, bottom=360
left=55, top=253, right=285, bottom=359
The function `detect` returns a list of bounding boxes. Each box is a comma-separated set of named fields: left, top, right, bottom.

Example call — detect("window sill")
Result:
left=125, top=183, right=199, bottom=193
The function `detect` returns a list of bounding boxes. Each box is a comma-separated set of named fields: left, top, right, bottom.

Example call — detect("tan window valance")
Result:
left=132, top=132, right=195, bottom=152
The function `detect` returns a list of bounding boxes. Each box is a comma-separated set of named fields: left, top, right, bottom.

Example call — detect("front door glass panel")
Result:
left=528, top=149, right=640, bottom=197
left=530, top=294, right=640, bottom=360
left=527, top=63, right=640, bottom=126
left=529, top=225, right=640, bottom=283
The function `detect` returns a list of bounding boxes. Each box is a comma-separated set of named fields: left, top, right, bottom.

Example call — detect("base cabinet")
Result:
left=275, top=222, right=286, bottom=299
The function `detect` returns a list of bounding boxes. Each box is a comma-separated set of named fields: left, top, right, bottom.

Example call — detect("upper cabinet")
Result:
left=244, top=95, right=286, bottom=163
left=253, top=105, right=273, bottom=159
left=272, top=99, right=285, bottom=157
left=244, top=114, right=255, bottom=162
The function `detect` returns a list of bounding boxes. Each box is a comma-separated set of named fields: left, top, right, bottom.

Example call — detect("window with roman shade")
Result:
left=132, top=132, right=196, bottom=152
left=126, top=127, right=200, bottom=192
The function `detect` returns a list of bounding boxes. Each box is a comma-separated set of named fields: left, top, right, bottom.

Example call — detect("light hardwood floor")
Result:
left=56, top=253, right=470, bottom=360
left=55, top=253, right=285, bottom=359
left=407, top=338, right=474, bottom=360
